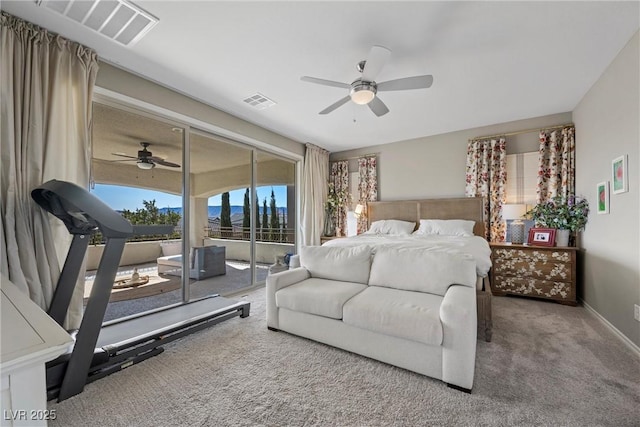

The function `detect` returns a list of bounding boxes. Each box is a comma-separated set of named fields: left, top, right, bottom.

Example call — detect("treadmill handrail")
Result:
left=32, top=180, right=132, bottom=237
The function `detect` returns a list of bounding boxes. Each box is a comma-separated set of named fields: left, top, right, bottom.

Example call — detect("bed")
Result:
left=324, top=197, right=493, bottom=341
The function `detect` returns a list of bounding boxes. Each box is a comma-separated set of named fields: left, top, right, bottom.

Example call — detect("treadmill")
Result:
left=32, top=180, right=250, bottom=402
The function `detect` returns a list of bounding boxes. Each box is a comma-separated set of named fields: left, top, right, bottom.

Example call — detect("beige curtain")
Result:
left=330, top=161, right=349, bottom=237
left=1, top=12, right=99, bottom=328
left=301, top=144, right=329, bottom=246
left=465, top=138, right=507, bottom=242
left=537, top=126, right=576, bottom=203
left=357, top=156, right=378, bottom=234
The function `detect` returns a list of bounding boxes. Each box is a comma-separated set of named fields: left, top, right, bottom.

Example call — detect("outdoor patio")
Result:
left=85, top=260, right=269, bottom=322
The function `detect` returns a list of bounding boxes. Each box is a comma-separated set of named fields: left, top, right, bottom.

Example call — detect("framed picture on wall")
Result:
left=612, top=155, right=628, bottom=194
left=597, top=181, right=609, bottom=214
left=528, top=228, right=556, bottom=247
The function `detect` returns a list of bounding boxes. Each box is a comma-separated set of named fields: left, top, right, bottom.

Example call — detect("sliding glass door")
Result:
left=90, top=100, right=298, bottom=319
left=90, top=101, right=185, bottom=320
left=187, top=130, right=254, bottom=298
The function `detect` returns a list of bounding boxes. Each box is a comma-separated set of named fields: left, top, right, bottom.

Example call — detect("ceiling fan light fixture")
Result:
left=350, top=83, right=376, bottom=105
left=137, top=160, right=154, bottom=170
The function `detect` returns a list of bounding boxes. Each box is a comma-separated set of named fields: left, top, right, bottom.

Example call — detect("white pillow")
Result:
left=365, top=219, right=415, bottom=235
left=300, top=245, right=373, bottom=283
left=414, top=219, right=475, bottom=237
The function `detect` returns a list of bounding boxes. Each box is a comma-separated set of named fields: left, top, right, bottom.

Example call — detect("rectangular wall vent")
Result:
left=37, top=0, right=158, bottom=46
left=242, top=93, right=277, bottom=110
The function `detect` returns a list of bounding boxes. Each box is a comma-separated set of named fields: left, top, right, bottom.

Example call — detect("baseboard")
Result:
left=580, top=299, right=640, bottom=357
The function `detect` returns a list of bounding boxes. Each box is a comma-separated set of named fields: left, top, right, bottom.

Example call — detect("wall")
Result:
left=86, top=241, right=163, bottom=271
left=95, top=62, right=305, bottom=158
left=573, top=31, right=640, bottom=347
left=330, top=112, right=572, bottom=200
left=203, top=239, right=294, bottom=264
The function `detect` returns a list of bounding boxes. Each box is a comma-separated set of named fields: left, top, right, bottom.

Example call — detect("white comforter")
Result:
left=323, top=234, right=492, bottom=277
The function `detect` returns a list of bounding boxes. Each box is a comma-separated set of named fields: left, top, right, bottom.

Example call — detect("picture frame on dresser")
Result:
left=528, top=228, right=556, bottom=246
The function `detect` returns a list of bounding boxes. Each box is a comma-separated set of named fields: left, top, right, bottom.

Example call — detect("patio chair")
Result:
left=157, top=245, right=226, bottom=280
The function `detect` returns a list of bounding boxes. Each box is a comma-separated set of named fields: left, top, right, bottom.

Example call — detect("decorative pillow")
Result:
left=368, top=246, right=477, bottom=296
left=365, top=219, right=415, bottom=235
left=414, top=219, right=475, bottom=237
left=300, top=245, right=373, bottom=283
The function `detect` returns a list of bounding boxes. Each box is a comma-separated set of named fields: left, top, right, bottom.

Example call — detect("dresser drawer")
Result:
left=492, top=256, right=572, bottom=282
left=493, top=248, right=572, bottom=264
left=493, top=275, right=575, bottom=302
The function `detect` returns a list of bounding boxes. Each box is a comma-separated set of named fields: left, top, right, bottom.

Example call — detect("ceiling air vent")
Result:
left=37, top=0, right=158, bottom=46
left=242, top=93, right=277, bottom=110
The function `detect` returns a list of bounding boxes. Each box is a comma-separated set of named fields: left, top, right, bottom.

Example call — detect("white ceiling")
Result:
left=2, top=1, right=639, bottom=153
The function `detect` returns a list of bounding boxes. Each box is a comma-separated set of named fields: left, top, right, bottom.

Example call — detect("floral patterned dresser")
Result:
left=490, top=243, right=578, bottom=306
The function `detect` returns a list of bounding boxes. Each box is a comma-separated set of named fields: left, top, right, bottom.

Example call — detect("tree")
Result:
left=242, top=188, right=250, bottom=230
left=110, top=199, right=180, bottom=244
left=281, top=207, right=287, bottom=242
left=255, top=195, right=261, bottom=235
left=221, top=192, right=232, bottom=229
left=270, top=188, right=279, bottom=240
left=121, top=199, right=180, bottom=226
left=262, top=198, right=268, bottom=240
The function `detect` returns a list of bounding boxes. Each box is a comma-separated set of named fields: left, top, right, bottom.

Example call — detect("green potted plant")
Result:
left=526, top=195, right=589, bottom=246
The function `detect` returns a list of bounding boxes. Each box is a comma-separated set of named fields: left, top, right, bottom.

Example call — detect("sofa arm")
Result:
left=266, top=268, right=310, bottom=329
left=440, top=284, right=477, bottom=390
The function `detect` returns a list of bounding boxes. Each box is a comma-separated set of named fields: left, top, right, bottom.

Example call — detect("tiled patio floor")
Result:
left=85, top=260, right=269, bottom=322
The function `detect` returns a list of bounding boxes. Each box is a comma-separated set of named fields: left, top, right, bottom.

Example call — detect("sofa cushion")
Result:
left=276, top=277, right=367, bottom=320
left=300, top=245, right=372, bottom=284
left=368, top=247, right=477, bottom=296
left=160, top=241, right=182, bottom=257
left=343, top=286, right=444, bottom=346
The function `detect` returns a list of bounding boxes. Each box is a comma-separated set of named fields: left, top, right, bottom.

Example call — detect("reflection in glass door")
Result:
left=188, top=130, right=254, bottom=297
left=90, top=102, right=185, bottom=321
left=255, top=152, right=296, bottom=283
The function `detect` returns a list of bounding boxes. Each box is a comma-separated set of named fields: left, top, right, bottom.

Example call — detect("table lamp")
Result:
left=502, top=204, right=527, bottom=244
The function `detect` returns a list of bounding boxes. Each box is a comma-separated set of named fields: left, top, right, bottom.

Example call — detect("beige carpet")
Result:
left=49, top=289, right=639, bottom=426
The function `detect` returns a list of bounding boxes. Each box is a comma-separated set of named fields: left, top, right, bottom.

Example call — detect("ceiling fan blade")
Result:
left=111, top=152, right=138, bottom=159
left=152, top=157, right=180, bottom=168
left=361, top=45, right=391, bottom=81
left=377, top=75, right=433, bottom=91
left=319, top=96, right=351, bottom=115
left=301, top=76, right=351, bottom=89
left=368, top=97, right=389, bottom=117
left=106, top=159, right=137, bottom=163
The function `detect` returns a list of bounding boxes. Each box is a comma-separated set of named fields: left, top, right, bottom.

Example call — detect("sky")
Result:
left=92, top=184, right=288, bottom=211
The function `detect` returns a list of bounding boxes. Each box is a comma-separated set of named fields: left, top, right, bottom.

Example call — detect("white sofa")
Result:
left=266, top=245, right=478, bottom=391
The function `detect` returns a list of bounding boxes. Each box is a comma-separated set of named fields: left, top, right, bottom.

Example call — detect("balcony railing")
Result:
left=206, top=226, right=294, bottom=243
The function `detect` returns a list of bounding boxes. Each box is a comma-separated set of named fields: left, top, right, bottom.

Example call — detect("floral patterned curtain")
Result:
left=537, top=126, right=575, bottom=203
left=465, top=138, right=507, bottom=242
left=330, top=161, right=349, bottom=236
left=357, top=156, right=378, bottom=234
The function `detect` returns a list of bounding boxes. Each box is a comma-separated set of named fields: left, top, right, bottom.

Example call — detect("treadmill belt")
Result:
left=96, top=296, right=247, bottom=351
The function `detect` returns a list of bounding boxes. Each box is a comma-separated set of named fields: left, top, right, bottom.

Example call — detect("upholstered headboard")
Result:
left=367, top=197, right=486, bottom=237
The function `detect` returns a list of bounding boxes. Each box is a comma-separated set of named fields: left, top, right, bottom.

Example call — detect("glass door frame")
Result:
left=93, top=90, right=303, bottom=303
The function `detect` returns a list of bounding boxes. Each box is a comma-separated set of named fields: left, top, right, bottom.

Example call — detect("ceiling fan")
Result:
left=301, top=45, right=433, bottom=117
left=110, top=142, right=180, bottom=170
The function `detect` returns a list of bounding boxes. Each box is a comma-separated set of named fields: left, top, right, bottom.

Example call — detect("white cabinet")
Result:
left=1, top=276, right=72, bottom=426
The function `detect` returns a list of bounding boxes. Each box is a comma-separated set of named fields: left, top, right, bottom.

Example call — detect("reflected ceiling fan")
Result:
left=301, top=45, right=433, bottom=117
left=110, top=142, right=180, bottom=170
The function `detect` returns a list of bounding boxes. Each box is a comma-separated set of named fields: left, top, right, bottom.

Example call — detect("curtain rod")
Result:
left=469, top=123, right=574, bottom=142
left=330, top=152, right=379, bottom=163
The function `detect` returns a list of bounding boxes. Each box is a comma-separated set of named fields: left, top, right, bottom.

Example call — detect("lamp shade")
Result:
left=354, top=204, right=364, bottom=216
left=502, top=204, right=527, bottom=220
